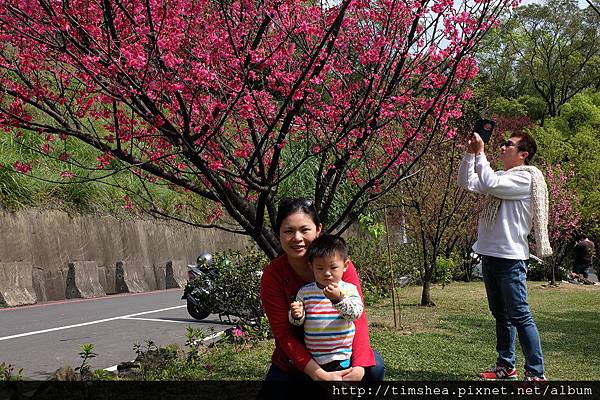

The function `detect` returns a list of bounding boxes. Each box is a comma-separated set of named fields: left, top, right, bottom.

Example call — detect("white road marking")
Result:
left=122, top=317, right=197, bottom=324
left=0, top=305, right=186, bottom=342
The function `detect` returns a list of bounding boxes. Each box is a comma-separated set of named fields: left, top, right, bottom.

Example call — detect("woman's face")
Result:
left=279, top=211, right=322, bottom=261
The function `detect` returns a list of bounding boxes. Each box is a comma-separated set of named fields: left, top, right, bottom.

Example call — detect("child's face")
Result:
left=310, top=252, right=349, bottom=287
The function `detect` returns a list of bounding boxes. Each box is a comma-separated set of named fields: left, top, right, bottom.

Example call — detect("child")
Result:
left=289, top=234, right=363, bottom=372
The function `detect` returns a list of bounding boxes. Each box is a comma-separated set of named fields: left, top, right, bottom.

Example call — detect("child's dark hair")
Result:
left=274, top=197, right=319, bottom=233
left=307, top=234, right=348, bottom=263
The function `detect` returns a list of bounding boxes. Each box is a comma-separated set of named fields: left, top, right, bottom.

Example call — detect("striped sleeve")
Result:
left=334, top=282, right=363, bottom=321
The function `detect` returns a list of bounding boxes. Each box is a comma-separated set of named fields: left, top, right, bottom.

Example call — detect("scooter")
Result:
left=182, top=252, right=264, bottom=323
left=182, top=253, right=217, bottom=320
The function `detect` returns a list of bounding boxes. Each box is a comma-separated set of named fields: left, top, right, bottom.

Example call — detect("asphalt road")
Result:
left=0, top=289, right=232, bottom=379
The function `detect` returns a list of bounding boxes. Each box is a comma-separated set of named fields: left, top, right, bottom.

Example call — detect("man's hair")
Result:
left=307, top=234, right=348, bottom=263
left=510, top=131, right=537, bottom=165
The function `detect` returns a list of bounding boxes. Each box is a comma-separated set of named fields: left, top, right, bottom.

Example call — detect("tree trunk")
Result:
left=250, top=228, right=281, bottom=260
left=420, top=279, right=435, bottom=306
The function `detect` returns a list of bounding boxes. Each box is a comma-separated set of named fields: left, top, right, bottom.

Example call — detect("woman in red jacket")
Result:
left=260, top=197, right=385, bottom=382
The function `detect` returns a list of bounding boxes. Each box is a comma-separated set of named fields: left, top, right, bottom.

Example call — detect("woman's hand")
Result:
left=319, top=369, right=347, bottom=381
left=341, top=366, right=365, bottom=381
left=304, top=360, right=345, bottom=381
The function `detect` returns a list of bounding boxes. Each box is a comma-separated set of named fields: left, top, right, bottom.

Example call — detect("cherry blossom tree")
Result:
left=0, top=0, right=513, bottom=258
left=545, top=163, right=581, bottom=283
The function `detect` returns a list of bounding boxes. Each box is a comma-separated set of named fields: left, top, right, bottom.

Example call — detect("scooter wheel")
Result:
left=187, top=300, right=211, bottom=320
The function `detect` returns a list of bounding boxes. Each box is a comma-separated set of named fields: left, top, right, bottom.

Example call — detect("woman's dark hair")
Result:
left=274, top=197, right=320, bottom=233
left=511, top=132, right=537, bottom=165
left=307, top=234, right=348, bottom=263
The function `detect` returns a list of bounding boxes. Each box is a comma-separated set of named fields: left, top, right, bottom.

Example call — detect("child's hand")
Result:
left=323, top=283, right=343, bottom=302
left=290, top=301, right=304, bottom=320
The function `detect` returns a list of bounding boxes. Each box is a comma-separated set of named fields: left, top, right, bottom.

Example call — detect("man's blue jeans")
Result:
left=482, top=256, right=544, bottom=377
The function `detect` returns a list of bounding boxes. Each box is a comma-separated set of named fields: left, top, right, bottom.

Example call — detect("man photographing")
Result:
left=457, top=130, right=552, bottom=381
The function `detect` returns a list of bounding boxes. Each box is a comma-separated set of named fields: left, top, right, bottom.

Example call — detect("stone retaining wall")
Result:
left=0, top=209, right=251, bottom=304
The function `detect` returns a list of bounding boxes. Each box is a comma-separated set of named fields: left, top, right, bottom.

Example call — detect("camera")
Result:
left=474, top=119, right=495, bottom=143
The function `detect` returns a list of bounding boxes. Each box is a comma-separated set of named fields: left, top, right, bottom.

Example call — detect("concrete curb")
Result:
left=0, top=262, right=37, bottom=306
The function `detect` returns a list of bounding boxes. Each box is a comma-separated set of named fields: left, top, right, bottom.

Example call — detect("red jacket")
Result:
left=260, top=254, right=375, bottom=372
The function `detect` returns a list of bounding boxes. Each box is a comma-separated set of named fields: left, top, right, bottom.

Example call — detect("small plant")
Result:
left=434, top=255, right=457, bottom=288
left=75, top=343, right=97, bottom=379
left=226, top=326, right=251, bottom=351
left=91, top=369, right=115, bottom=380
left=185, top=326, right=207, bottom=363
left=132, top=339, right=178, bottom=378
left=133, top=339, right=158, bottom=359
left=0, top=362, right=24, bottom=381
left=241, top=315, right=272, bottom=341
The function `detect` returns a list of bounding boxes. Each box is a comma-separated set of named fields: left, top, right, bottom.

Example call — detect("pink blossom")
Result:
left=0, top=0, right=506, bottom=241
left=232, top=328, right=245, bottom=337
left=96, top=153, right=113, bottom=168
left=13, top=161, right=32, bottom=174
left=208, top=160, right=223, bottom=170
left=122, top=196, right=134, bottom=210
left=60, top=171, right=75, bottom=179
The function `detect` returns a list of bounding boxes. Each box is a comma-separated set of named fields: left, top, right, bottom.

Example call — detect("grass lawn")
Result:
left=203, top=281, right=600, bottom=381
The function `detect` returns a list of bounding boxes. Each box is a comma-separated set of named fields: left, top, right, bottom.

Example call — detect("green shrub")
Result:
left=433, top=255, right=457, bottom=288
left=184, top=249, right=269, bottom=329
left=348, top=236, right=420, bottom=302
left=527, top=259, right=569, bottom=282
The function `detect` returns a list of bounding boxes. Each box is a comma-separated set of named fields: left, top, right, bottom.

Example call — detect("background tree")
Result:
left=391, top=136, right=476, bottom=306
left=535, top=90, right=600, bottom=233
left=476, top=0, right=600, bottom=122
left=583, top=0, right=600, bottom=17
left=0, top=0, right=512, bottom=258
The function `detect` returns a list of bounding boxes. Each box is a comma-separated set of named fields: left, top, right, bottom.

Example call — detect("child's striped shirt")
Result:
left=289, top=281, right=363, bottom=366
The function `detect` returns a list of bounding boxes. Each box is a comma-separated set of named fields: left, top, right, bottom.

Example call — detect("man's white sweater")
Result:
left=458, top=153, right=533, bottom=260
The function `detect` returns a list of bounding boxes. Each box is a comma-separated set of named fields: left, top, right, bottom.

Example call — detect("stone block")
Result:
left=65, top=261, right=106, bottom=299
left=165, top=260, right=188, bottom=289
left=115, top=261, right=148, bottom=293
left=144, top=265, right=158, bottom=291
left=104, top=263, right=117, bottom=294
left=0, top=262, right=37, bottom=306
left=32, top=267, right=48, bottom=303
left=154, top=264, right=167, bottom=290
left=97, top=265, right=108, bottom=294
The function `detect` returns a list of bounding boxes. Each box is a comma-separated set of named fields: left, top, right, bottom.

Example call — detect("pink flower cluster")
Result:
left=0, top=0, right=513, bottom=221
